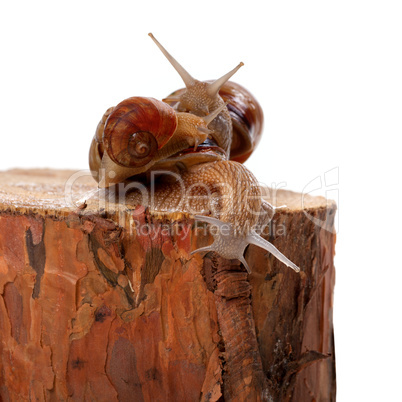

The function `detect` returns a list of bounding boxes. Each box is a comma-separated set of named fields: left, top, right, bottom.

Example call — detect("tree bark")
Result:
left=0, top=169, right=336, bottom=401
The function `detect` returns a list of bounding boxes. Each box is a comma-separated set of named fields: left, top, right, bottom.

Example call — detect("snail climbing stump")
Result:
left=0, top=168, right=336, bottom=401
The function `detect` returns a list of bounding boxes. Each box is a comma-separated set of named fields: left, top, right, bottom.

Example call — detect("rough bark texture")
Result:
left=0, top=169, right=336, bottom=401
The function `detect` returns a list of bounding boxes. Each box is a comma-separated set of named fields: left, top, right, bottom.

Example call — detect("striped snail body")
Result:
left=88, top=34, right=300, bottom=274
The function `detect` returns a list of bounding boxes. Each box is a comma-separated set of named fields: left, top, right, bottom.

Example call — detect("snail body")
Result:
left=165, top=81, right=264, bottom=164
left=149, top=33, right=263, bottom=163
left=88, top=34, right=300, bottom=274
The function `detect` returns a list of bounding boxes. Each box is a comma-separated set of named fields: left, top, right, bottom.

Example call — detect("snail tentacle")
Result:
left=148, top=33, right=195, bottom=87
left=207, top=62, right=244, bottom=98
left=192, top=215, right=300, bottom=274
left=202, top=102, right=228, bottom=126
left=246, top=231, right=300, bottom=272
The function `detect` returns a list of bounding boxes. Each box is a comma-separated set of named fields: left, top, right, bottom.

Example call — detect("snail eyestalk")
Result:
left=148, top=33, right=195, bottom=87
left=192, top=215, right=300, bottom=274
left=207, top=62, right=244, bottom=98
left=202, top=102, right=228, bottom=126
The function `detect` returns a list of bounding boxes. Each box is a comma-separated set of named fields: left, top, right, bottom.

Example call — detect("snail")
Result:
left=89, top=34, right=300, bottom=274
left=89, top=96, right=226, bottom=185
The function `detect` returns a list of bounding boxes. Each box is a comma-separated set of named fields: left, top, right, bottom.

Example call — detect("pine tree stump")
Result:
left=0, top=169, right=336, bottom=401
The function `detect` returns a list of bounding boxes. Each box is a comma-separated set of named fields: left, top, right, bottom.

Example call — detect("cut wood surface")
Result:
left=0, top=169, right=336, bottom=401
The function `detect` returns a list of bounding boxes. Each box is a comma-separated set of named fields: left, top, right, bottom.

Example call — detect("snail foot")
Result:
left=191, top=215, right=300, bottom=274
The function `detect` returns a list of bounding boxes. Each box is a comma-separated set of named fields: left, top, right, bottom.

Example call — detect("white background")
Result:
left=1, top=1, right=401, bottom=400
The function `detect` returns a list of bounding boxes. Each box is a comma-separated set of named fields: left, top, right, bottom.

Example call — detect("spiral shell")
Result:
left=103, top=97, right=178, bottom=167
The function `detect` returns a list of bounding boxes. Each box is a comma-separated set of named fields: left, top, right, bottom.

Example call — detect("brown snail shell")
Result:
left=218, top=81, right=263, bottom=164
left=165, top=81, right=263, bottom=164
left=103, top=97, right=178, bottom=168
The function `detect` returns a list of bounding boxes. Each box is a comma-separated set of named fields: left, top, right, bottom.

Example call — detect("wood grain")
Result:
left=0, top=169, right=336, bottom=401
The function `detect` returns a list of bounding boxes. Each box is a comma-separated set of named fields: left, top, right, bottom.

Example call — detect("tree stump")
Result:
left=0, top=169, right=336, bottom=401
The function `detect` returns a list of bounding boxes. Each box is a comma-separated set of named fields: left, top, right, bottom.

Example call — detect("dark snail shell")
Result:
left=103, top=97, right=178, bottom=167
left=165, top=81, right=263, bottom=164
left=218, top=81, right=263, bottom=164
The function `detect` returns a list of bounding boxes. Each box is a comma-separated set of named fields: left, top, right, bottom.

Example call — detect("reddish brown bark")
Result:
left=0, top=169, right=336, bottom=401
left=204, top=255, right=270, bottom=401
